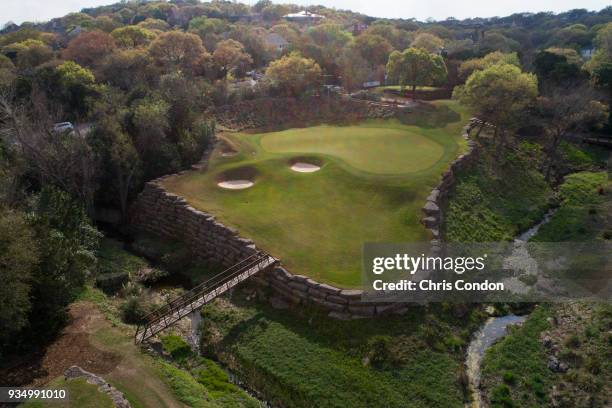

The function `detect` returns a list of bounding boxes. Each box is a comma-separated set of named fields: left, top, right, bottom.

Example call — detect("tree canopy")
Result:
left=386, top=47, right=447, bottom=96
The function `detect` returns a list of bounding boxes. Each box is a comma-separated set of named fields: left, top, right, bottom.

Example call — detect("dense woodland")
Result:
left=0, top=0, right=611, bottom=369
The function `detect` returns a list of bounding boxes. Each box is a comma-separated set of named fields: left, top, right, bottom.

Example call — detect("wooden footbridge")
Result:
left=135, top=252, right=277, bottom=344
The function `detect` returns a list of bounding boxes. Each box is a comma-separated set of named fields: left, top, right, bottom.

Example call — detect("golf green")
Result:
left=163, top=100, right=468, bottom=287
left=260, top=125, right=444, bottom=174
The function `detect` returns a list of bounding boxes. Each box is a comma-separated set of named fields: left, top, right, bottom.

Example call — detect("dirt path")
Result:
left=1, top=301, right=183, bottom=408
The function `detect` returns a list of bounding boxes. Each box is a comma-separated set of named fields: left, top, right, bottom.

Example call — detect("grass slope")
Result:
left=164, top=100, right=468, bottom=287
left=480, top=306, right=554, bottom=408
left=445, top=141, right=554, bottom=242
left=532, top=171, right=611, bottom=242
left=201, top=294, right=483, bottom=408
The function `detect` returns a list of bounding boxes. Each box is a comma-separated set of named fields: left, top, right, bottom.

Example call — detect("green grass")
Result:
left=97, top=238, right=149, bottom=277
left=20, top=377, right=114, bottom=408
left=260, top=124, right=445, bottom=174
left=163, top=100, right=468, bottom=287
left=200, top=295, right=483, bottom=408
left=480, top=305, right=554, bottom=407
left=532, top=171, right=610, bottom=242
left=445, top=141, right=554, bottom=242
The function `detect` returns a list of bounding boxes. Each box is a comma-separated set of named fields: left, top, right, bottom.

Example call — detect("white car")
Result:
left=52, top=122, right=74, bottom=134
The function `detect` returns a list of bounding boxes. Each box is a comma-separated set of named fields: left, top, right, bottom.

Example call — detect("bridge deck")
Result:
left=135, top=253, right=276, bottom=344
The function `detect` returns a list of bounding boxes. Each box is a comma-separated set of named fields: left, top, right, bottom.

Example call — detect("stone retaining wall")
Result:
left=214, top=95, right=399, bottom=131
left=64, top=366, right=130, bottom=408
left=130, top=178, right=407, bottom=319
left=421, top=118, right=480, bottom=244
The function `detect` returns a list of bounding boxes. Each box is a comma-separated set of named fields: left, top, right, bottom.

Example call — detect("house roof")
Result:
left=284, top=10, right=325, bottom=19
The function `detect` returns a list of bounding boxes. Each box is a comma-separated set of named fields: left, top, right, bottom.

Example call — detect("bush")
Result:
left=502, top=371, right=516, bottom=385
left=162, top=334, right=193, bottom=364
left=95, top=272, right=129, bottom=295
left=120, top=295, right=148, bottom=324
left=367, top=335, right=394, bottom=368
left=490, top=384, right=515, bottom=407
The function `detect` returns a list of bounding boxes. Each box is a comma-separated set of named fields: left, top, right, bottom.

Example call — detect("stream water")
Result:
left=464, top=207, right=557, bottom=407
left=465, top=315, right=527, bottom=408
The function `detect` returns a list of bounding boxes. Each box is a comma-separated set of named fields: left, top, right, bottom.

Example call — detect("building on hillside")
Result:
left=352, top=22, right=368, bottom=36
left=580, top=46, right=595, bottom=60
left=283, top=10, right=325, bottom=24
left=265, top=33, right=290, bottom=55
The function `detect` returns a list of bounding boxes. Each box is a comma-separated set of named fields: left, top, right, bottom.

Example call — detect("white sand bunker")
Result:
left=221, top=151, right=237, bottom=157
left=291, top=162, right=321, bottom=173
left=218, top=180, right=254, bottom=189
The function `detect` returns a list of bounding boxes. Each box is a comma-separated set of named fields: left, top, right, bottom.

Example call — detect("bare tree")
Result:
left=0, top=89, right=96, bottom=212
left=537, top=83, right=608, bottom=180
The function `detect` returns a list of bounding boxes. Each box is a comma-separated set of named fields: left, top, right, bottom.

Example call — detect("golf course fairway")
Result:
left=162, top=100, right=469, bottom=287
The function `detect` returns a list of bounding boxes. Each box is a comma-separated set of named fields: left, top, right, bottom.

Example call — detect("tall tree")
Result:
left=455, top=63, right=538, bottom=153
left=212, top=39, right=252, bottom=79
left=0, top=208, right=39, bottom=359
left=536, top=84, right=607, bottom=180
left=355, top=34, right=394, bottom=69
left=265, top=52, right=322, bottom=97
left=411, top=33, right=444, bottom=53
left=386, top=47, right=447, bottom=98
left=90, top=118, right=141, bottom=219
left=148, top=31, right=209, bottom=75
left=62, top=30, right=116, bottom=68
left=110, top=26, right=156, bottom=48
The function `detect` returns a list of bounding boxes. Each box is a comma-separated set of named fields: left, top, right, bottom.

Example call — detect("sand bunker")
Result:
left=218, top=180, right=254, bottom=189
left=291, top=162, right=321, bottom=173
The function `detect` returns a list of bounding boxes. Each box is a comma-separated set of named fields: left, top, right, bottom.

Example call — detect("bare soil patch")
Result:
left=0, top=303, right=120, bottom=387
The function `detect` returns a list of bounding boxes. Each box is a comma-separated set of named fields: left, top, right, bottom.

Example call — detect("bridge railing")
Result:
left=135, top=252, right=275, bottom=343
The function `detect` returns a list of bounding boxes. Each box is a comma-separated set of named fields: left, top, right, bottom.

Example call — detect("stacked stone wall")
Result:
left=213, top=95, right=399, bottom=131
left=130, top=177, right=408, bottom=319
left=421, top=118, right=481, bottom=246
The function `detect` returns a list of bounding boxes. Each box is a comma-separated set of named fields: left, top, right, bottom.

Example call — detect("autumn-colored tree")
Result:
left=363, top=23, right=413, bottom=50
left=212, top=39, right=252, bottom=79
left=99, top=48, right=154, bottom=90
left=265, top=52, right=322, bottom=97
left=148, top=31, right=209, bottom=75
left=62, top=30, right=116, bottom=68
left=355, top=34, right=394, bottom=68
left=411, top=33, right=444, bottom=53
left=386, top=47, right=447, bottom=98
left=338, top=45, right=370, bottom=92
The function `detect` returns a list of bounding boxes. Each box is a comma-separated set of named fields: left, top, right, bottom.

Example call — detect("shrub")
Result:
left=490, top=384, right=515, bottom=407
left=95, top=272, right=129, bottom=295
left=565, top=334, right=581, bottom=348
left=162, top=334, right=193, bottom=364
left=502, top=371, right=516, bottom=385
left=120, top=295, right=147, bottom=324
left=367, top=335, right=394, bottom=368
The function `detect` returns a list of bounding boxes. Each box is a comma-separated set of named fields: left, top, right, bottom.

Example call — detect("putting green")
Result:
left=260, top=125, right=445, bottom=174
left=163, top=100, right=469, bottom=287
